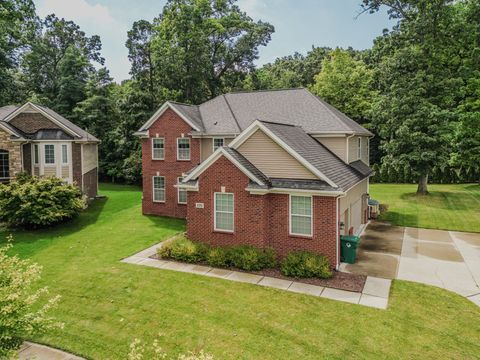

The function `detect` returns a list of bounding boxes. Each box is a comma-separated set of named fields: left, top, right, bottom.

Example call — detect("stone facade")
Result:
left=82, top=167, right=98, bottom=199
left=141, top=108, right=201, bottom=218
left=186, top=155, right=338, bottom=266
left=0, top=128, right=22, bottom=178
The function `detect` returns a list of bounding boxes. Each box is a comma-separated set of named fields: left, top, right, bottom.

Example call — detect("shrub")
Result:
left=157, top=237, right=208, bottom=263
left=281, top=251, right=332, bottom=278
left=0, top=236, right=63, bottom=358
left=206, top=247, right=229, bottom=267
left=0, top=176, right=85, bottom=229
left=227, top=245, right=276, bottom=271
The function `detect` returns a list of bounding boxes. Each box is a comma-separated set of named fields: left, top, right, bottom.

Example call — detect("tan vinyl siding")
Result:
left=201, top=138, right=212, bottom=161
left=33, top=166, right=40, bottom=176
left=348, top=136, right=369, bottom=165
left=339, top=178, right=368, bottom=234
left=237, top=129, right=317, bottom=179
left=200, top=137, right=233, bottom=161
left=43, top=166, right=56, bottom=177
left=82, top=144, right=97, bottom=175
left=61, top=165, right=69, bottom=178
left=315, top=136, right=347, bottom=162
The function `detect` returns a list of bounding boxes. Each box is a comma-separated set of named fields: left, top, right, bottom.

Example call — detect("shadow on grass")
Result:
left=379, top=211, right=419, bottom=228
left=0, top=197, right=108, bottom=255
left=398, top=191, right=475, bottom=211
left=144, top=213, right=186, bottom=232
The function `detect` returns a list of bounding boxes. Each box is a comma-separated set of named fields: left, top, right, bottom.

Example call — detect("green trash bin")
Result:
left=340, top=235, right=360, bottom=264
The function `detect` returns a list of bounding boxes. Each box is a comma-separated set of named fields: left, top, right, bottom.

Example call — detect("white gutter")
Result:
left=246, top=187, right=345, bottom=197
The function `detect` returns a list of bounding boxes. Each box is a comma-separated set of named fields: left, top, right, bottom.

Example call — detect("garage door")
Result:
left=351, top=199, right=362, bottom=234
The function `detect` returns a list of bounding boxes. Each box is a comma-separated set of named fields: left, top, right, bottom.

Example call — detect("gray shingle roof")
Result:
left=169, top=102, right=204, bottom=131
left=0, top=120, right=23, bottom=138
left=260, top=121, right=369, bottom=191
left=349, top=160, right=374, bottom=177
left=0, top=104, right=99, bottom=142
left=36, top=105, right=99, bottom=142
left=139, top=88, right=372, bottom=136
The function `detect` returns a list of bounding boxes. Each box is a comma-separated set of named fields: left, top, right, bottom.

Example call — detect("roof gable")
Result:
left=139, top=102, right=203, bottom=132
left=229, top=120, right=338, bottom=188
left=183, top=147, right=267, bottom=186
left=237, top=128, right=318, bottom=180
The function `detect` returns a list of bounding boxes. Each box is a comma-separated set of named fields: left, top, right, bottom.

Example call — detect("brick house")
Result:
left=0, top=102, right=100, bottom=198
left=135, top=89, right=373, bottom=268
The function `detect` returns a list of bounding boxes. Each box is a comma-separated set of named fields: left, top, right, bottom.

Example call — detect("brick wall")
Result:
left=187, top=156, right=270, bottom=248
left=142, top=108, right=200, bottom=218
left=0, top=129, right=22, bottom=178
left=187, top=154, right=338, bottom=267
left=10, top=113, right=60, bottom=134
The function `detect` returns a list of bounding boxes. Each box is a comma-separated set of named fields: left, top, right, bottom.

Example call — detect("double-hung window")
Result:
left=152, top=176, right=165, bottom=202
left=290, top=195, right=313, bottom=237
left=213, top=138, right=224, bottom=151
left=152, top=138, right=164, bottom=160
left=177, top=177, right=187, bottom=204
left=177, top=138, right=190, bottom=160
left=33, top=144, right=39, bottom=165
left=214, top=192, right=234, bottom=232
left=61, top=144, right=68, bottom=164
left=44, top=144, right=55, bottom=164
left=0, top=150, right=9, bottom=179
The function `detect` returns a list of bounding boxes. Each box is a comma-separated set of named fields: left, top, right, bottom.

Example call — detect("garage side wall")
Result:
left=339, top=178, right=369, bottom=235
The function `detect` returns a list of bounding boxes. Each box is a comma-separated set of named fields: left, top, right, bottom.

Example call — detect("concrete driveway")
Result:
left=340, top=221, right=480, bottom=305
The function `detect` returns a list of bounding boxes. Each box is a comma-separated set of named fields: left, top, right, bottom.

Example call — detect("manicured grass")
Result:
left=370, top=183, right=480, bottom=233
left=2, top=183, right=479, bottom=359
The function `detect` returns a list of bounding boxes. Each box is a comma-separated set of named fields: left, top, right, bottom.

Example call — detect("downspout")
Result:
left=335, top=193, right=347, bottom=270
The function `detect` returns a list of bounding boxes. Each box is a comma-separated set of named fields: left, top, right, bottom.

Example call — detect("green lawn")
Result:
left=2, top=183, right=480, bottom=359
left=370, top=183, right=480, bottom=233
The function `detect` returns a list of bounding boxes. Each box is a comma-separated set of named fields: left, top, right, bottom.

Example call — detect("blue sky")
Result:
left=33, top=0, right=393, bottom=83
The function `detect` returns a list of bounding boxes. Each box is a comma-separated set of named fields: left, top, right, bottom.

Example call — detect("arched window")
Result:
left=0, top=149, right=9, bottom=179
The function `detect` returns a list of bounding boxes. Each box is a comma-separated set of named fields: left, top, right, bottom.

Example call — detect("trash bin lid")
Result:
left=340, top=235, right=360, bottom=243
left=368, top=199, right=379, bottom=206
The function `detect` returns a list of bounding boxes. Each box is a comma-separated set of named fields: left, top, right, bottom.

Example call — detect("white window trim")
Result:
left=151, top=137, right=165, bottom=160
left=357, top=137, right=362, bottom=160
left=214, top=192, right=234, bottom=233
left=61, top=144, right=68, bottom=165
left=177, top=177, right=187, bottom=204
left=212, top=137, right=224, bottom=152
left=289, top=194, right=313, bottom=237
left=33, top=144, right=39, bottom=165
left=177, top=137, right=191, bottom=161
left=152, top=176, right=165, bottom=203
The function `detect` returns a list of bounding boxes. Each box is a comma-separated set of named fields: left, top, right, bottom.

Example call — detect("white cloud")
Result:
left=237, top=0, right=269, bottom=20
left=37, top=0, right=115, bottom=25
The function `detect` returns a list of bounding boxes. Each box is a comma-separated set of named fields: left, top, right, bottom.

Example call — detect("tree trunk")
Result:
left=416, top=174, right=429, bottom=195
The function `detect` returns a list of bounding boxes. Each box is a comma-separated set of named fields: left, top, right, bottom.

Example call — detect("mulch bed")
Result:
left=150, top=254, right=366, bottom=292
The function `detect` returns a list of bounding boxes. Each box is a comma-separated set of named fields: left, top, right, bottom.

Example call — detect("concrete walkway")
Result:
left=18, top=342, right=84, bottom=360
left=340, top=221, right=480, bottom=306
left=122, top=241, right=391, bottom=309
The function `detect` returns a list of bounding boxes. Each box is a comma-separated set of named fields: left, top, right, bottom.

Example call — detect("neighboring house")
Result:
left=0, top=102, right=100, bottom=198
left=135, top=88, right=373, bottom=268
